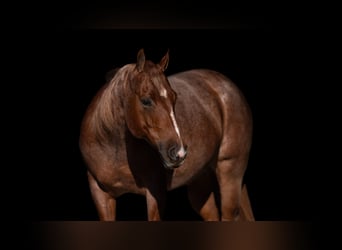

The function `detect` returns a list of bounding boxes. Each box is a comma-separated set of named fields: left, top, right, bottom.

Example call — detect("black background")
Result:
left=18, top=2, right=323, bottom=222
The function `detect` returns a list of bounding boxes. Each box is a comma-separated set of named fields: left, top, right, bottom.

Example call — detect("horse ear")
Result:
left=136, top=48, right=145, bottom=72
left=159, top=49, right=169, bottom=72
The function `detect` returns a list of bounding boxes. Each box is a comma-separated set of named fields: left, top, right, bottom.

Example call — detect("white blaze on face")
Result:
left=160, top=88, right=168, bottom=98
left=170, top=110, right=186, bottom=158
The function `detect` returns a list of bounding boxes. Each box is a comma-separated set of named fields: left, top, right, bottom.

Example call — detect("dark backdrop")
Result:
left=22, top=4, right=319, bottom=221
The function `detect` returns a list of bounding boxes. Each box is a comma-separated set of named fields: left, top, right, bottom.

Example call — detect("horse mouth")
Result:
left=157, top=144, right=188, bottom=170
left=162, top=157, right=186, bottom=170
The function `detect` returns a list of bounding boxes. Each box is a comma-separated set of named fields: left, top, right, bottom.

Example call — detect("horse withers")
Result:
left=79, top=49, right=254, bottom=221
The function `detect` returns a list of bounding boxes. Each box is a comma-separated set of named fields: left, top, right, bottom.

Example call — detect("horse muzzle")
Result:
left=162, top=145, right=188, bottom=169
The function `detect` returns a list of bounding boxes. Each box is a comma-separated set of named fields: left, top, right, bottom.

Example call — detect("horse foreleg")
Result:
left=145, top=188, right=165, bottom=221
left=188, top=190, right=219, bottom=221
left=87, top=171, right=116, bottom=221
left=187, top=173, right=220, bottom=221
left=216, top=159, right=244, bottom=221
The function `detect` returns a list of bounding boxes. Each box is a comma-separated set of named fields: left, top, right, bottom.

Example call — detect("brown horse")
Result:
left=79, top=49, right=254, bottom=221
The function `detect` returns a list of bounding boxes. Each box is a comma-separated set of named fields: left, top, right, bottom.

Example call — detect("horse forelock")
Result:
left=139, top=61, right=174, bottom=97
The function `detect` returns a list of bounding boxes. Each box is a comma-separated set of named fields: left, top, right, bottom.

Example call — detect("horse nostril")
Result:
left=168, top=145, right=187, bottom=162
left=168, top=145, right=178, bottom=161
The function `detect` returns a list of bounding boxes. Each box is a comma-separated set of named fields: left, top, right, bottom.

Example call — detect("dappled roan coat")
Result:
left=79, top=49, right=254, bottom=221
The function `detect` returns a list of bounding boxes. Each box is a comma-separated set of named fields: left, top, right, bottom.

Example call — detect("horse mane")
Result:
left=90, top=64, right=135, bottom=143
left=105, top=67, right=120, bottom=83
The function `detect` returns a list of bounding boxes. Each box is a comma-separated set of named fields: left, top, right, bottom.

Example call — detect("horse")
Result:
left=79, top=49, right=254, bottom=221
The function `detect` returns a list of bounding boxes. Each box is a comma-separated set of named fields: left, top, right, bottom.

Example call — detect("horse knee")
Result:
left=221, top=206, right=240, bottom=221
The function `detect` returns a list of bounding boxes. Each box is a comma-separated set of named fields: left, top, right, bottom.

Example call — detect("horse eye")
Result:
left=141, top=98, right=153, bottom=107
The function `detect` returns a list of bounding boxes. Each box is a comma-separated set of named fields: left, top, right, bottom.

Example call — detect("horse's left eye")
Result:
left=141, top=98, right=153, bottom=107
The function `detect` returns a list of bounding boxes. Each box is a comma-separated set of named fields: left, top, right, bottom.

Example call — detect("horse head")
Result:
left=124, top=49, right=187, bottom=169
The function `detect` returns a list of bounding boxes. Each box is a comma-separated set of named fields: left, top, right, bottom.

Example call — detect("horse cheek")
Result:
left=125, top=102, right=144, bottom=138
